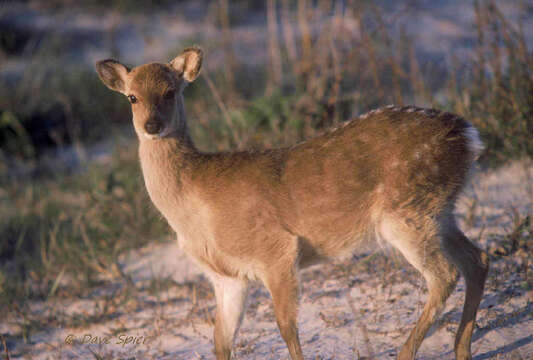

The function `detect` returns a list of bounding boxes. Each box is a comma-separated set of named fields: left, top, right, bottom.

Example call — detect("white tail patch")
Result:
left=464, top=125, right=484, bottom=160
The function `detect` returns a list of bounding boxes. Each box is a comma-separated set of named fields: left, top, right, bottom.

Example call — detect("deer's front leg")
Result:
left=265, top=261, right=304, bottom=360
left=211, top=275, right=249, bottom=360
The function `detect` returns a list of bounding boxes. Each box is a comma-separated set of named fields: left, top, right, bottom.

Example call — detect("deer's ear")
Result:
left=95, top=59, right=130, bottom=93
left=170, top=46, right=203, bottom=83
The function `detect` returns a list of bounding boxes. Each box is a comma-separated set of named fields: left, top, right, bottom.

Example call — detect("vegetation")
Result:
left=447, top=2, right=533, bottom=165
left=0, top=62, right=129, bottom=162
left=0, top=144, right=168, bottom=306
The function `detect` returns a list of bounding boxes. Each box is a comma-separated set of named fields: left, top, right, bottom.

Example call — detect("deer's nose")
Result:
left=145, top=120, right=162, bottom=135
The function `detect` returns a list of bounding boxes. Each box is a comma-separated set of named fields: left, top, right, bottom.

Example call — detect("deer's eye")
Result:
left=163, top=89, right=175, bottom=100
left=128, top=95, right=137, bottom=104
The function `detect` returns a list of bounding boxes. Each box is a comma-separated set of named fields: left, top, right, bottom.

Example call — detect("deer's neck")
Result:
left=138, top=92, right=198, bottom=202
left=138, top=135, right=197, bottom=219
left=170, top=94, right=195, bottom=149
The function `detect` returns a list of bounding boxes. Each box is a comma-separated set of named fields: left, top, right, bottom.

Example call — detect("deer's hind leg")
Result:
left=442, top=224, right=489, bottom=360
left=378, top=215, right=459, bottom=360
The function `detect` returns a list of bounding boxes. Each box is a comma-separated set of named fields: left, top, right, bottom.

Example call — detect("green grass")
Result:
left=0, top=63, right=130, bottom=161
left=0, top=144, right=168, bottom=310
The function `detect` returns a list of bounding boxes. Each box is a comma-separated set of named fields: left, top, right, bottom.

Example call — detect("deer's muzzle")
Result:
left=145, top=121, right=162, bottom=135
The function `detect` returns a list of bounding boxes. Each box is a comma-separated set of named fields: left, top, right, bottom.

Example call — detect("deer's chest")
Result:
left=142, top=167, right=223, bottom=272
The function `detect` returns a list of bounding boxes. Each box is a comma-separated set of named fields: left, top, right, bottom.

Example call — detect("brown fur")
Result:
left=96, top=48, right=489, bottom=360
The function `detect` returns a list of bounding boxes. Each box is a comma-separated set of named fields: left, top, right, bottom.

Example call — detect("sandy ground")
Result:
left=3, top=161, right=532, bottom=359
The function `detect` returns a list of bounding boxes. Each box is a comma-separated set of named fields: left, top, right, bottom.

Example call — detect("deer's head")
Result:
left=96, top=47, right=202, bottom=140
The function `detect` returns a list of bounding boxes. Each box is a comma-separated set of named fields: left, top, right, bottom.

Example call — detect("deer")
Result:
left=96, top=46, right=489, bottom=360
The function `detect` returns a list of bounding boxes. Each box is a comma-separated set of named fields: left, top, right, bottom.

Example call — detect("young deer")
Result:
left=96, top=47, right=489, bottom=360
